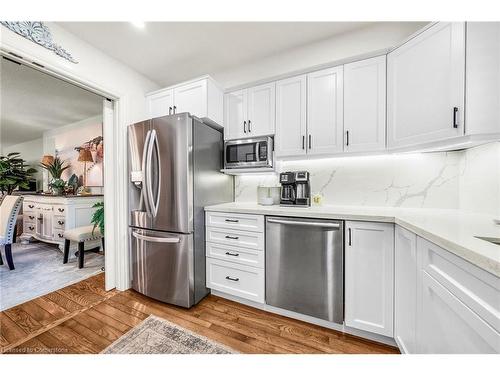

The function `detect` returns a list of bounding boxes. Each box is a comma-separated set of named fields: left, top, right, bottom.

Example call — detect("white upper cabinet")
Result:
left=394, top=225, right=417, bottom=354
left=307, top=66, right=344, bottom=155
left=146, top=76, right=223, bottom=125
left=275, top=75, right=307, bottom=157
left=466, top=22, right=500, bottom=136
left=173, top=79, right=207, bottom=119
left=247, top=82, right=276, bottom=137
left=387, top=22, right=466, bottom=149
left=224, top=83, right=276, bottom=140
left=344, top=56, right=386, bottom=153
left=345, top=221, right=394, bottom=337
left=224, top=89, right=247, bottom=140
left=148, top=89, right=174, bottom=118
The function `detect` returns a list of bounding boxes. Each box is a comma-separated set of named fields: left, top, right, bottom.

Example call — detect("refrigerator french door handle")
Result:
left=146, top=129, right=161, bottom=218
left=141, top=130, right=153, bottom=216
left=132, top=231, right=180, bottom=243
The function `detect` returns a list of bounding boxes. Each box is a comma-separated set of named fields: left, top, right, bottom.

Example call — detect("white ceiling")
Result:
left=0, top=58, right=103, bottom=148
left=58, top=22, right=375, bottom=87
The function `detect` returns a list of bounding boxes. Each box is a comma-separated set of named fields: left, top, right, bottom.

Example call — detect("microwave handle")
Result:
left=256, top=142, right=260, bottom=161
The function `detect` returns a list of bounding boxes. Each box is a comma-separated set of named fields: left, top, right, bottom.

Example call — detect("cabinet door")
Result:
left=247, top=82, right=276, bottom=137
left=147, top=89, right=174, bottom=118
left=344, top=56, right=386, bottom=153
left=173, top=79, right=208, bottom=118
left=394, top=225, right=417, bottom=353
left=466, top=22, right=500, bottom=135
left=275, top=75, right=307, bottom=157
left=224, top=90, right=247, bottom=140
left=387, top=22, right=465, bottom=148
left=307, top=66, right=344, bottom=155
left=417, top=271, right=500, bottom=353
left=345, top=221, right=394, bottom=337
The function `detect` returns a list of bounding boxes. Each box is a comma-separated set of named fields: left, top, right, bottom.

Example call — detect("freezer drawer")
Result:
left=265, top=216, right=344, bottom=323
left=131, top=228, right=193, bottom=307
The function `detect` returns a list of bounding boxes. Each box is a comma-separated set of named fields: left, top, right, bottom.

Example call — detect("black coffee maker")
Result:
left=279, top=171, right=310, bottom=207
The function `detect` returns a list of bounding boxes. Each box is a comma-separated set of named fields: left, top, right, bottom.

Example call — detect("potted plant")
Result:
left=0, top=153, right=37, bottom=195
left=40, top=156, right=70, bottom=194
left=91, top=202, right=104, bottom=235
left=49, top=178, right=66, bottom=196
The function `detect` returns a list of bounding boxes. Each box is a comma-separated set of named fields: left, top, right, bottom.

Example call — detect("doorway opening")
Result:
left=0, top=55, right=113, bottom=310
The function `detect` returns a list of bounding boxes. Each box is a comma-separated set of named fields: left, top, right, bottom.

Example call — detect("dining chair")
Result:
left=0, top=195, right=24, bottom=270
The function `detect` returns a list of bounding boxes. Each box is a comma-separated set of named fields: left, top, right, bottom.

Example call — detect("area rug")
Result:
left=0, top=241, right=104, bottom=311
left=102, top=315, right=237, bottom=354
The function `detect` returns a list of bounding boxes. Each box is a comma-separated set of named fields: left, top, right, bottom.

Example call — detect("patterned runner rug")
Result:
left=102, top=315, right=237, bottom=354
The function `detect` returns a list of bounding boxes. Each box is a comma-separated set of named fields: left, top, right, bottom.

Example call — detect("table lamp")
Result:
left=41, top=155, right=55, bottom=193
left=78, top=148, right=94, bottom=195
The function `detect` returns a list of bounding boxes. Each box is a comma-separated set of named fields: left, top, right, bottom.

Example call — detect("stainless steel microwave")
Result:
left=224, top=136, right=273, bottom=169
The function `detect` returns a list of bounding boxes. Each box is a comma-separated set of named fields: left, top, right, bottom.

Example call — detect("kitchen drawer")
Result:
left=54, top=217, right=66, bottom=229
left=53, top=229, right=66, bottom=242
left=54, top=206, right=66, bottom=215
left=419, top=237, right=500, bottom=332
left=24, top=213, right=37, bottom=223
left=206, top=211, right=264, bottom=233
left=23, top=222, right=36, bottom=235
left=206, top=226, right=264, bottom=250
left=417, top=270, right=500, bottom=353
left=206, top=241, right=264, bottom=268
left=206, top=258, right=265, bottom=303
left=23, top=202, right=36, bottom=212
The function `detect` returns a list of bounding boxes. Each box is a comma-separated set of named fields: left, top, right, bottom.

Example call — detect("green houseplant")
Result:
left=49, top=178, right=66, bottom=196
left=91, top=202, right=104, bottom=235
left=0, top=153, right=37, bottom=195
left=40, top=156, right=70, bottom=179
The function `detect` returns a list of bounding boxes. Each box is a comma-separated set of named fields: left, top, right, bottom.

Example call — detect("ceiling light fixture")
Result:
left=131, top=21, right=145, bottom=29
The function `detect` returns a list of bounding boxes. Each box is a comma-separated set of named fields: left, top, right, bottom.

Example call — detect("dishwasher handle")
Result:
left=267, top=218, right=341, bottom=229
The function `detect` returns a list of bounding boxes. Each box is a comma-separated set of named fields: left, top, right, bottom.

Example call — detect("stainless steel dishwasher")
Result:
left=265, top=216, right=344, bottom=323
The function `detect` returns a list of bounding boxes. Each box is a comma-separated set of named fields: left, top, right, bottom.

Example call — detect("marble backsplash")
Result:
left=234, top=142, right=500, bottom=216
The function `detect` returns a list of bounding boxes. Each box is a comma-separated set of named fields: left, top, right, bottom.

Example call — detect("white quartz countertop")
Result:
left=205, top=202, right=500, bottom=277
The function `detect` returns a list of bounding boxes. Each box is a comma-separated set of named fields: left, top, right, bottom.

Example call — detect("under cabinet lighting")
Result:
left=131, top=21, right=145, bottom=29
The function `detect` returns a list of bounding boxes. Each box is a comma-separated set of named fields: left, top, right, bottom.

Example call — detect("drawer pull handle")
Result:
left=28, top=204, right=34, bottom=209
left=29, top=215, right=35, bottom=220
left=57, top=233, right=64, bottom=238
left=29, top=226, right=34, bottom=230
left=224, top=219, right=239, bottom=223
left=58, top=208, right=65, bottom=213
left=225, top=252, right=240, bottom=257
left=58, top=220, right=65, bottom=225
left=225, top=235, right=239, bottom=240
left=225, top=276, right=239, bottom=282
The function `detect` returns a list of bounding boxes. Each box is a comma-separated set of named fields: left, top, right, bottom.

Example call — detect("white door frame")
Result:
left=0, top=46, right=129, bottom=291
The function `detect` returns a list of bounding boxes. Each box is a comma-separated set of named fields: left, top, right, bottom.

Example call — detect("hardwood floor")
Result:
left=1, top=274, right=399, bottom=354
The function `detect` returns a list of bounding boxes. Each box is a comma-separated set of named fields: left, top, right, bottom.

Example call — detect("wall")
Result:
left=3, top=138, right=44, bottom=189
left=235, top=142, right=500, bottom=216
left=213, top=22, right=427, bottom=88
left=458, top=142, right=500, bottom=216
left=43, top=115, right=103, bottom=194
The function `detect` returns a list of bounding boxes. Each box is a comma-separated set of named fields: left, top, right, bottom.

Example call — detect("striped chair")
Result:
left=0, top=195, right=24, bottom=270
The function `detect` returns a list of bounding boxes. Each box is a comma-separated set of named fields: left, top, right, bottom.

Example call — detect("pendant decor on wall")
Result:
left=0, top=21, right=78, bottom=63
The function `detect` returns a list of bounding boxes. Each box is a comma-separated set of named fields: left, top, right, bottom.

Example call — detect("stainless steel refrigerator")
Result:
left=128, top=113, right=233, bottom=308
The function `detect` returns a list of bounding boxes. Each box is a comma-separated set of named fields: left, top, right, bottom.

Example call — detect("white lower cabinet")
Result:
left=418, top=271, right=499, bottom=353
left=345, top=221, right=394, bottom=337
left=205, top=212, right=265, bottom=303
left=394, top=227, right=500, bottom=354
left=206, top=258, right=265, bottom=303
left=394, top=225, right=417, bottom=353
